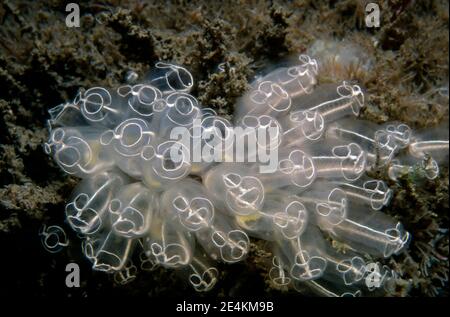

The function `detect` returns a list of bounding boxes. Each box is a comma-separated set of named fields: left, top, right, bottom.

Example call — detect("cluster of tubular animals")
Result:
left=44, top=56, right=449, bottom=296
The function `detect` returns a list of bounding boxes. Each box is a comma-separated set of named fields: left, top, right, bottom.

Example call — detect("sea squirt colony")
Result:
left=44, top=55, right=449, bottom=296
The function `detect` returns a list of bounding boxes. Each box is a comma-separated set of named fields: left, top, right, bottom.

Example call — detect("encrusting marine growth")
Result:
left=43, top=55, right=449, bottom=296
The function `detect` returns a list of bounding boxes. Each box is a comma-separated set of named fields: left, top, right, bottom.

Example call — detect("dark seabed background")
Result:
left=0, top=0, right=448, bottom=297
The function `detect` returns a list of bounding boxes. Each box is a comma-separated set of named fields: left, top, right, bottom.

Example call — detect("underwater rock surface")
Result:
left=0, top=0, right=448, bottom=297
